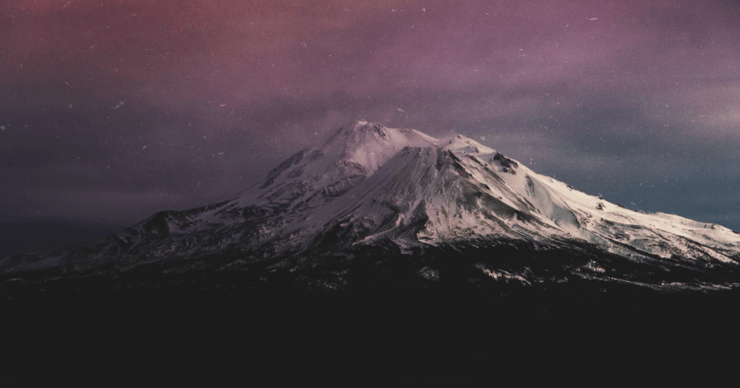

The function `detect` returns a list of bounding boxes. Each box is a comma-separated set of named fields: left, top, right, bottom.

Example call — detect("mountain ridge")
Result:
left=2, top=120, right=739, bottom=292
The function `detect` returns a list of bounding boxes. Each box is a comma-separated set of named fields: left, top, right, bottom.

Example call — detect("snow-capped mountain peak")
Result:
left=320, top=120, right=440, bottom=175
left=2, top=120, right=739, bottom=291
left=221, top=122, right=739, bottom=264
left=228, top=121, right=438, bottom=209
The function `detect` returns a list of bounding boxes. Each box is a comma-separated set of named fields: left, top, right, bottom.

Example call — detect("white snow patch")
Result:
left=416, top=266, right=440, bottom=281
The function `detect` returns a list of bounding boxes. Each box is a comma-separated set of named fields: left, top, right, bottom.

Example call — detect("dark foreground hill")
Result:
left=3, top=246, right=740, bottom=387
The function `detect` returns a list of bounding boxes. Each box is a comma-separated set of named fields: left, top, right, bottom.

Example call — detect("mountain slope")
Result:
left=4, top=121, right=740, bottom=388
left=2, top=120, right=739, bottom=291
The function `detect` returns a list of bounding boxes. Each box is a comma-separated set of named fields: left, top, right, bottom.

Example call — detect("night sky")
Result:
left=2, top=0, right=740, bottom=256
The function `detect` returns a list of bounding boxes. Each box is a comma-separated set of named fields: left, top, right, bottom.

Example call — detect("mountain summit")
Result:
left=2, top=121, right=740, bottom=291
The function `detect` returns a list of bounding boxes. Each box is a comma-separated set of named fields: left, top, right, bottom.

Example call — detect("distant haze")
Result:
left=2, top=0, right=739, bottom=256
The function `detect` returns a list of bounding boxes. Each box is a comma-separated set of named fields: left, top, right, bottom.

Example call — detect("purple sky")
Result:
left=2, top=0, right=740, bottom=255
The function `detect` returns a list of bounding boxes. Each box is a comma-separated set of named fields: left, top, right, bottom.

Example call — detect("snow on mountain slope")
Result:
left=228, top=120, right=439, bottom=210
left=434, top=134, right=740, bottom=263
left=303, top=146, right=562, bottom=252
left=1, top=120, right=739, bottom=277
left=284, top=130, right=740, bottom=265
left=63, top=121, right=442, bottom=261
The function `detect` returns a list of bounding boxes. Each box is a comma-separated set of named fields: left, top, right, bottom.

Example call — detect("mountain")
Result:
left=2, top=120, right=740, bottom=292
left=4, top=120, right=740, bottom=386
